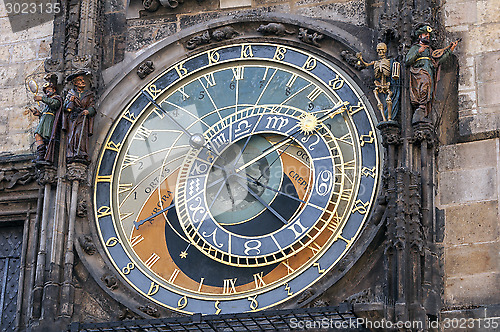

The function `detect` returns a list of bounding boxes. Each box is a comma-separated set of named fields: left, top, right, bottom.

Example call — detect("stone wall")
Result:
left=0, top=0, right=53, bottom=155
left=444, top=0, right=500, bottom=137
left=440, top=0, right=500, bottom=316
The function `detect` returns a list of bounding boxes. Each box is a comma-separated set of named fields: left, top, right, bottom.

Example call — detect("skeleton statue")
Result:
left=356, top=43, right=400, bottom=121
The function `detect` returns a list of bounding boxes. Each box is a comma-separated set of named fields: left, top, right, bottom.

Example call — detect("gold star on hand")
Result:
left=180, top=251, right=188, bottom=259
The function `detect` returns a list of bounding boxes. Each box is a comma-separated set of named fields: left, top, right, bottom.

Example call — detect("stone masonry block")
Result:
left=469, top=23, right=500, bottom=55
left=444, top=0, right=477, bottom=27
left=478, top=81, right=500, bottom=106
left=459, top=111, right=500, bottom=135
left=444, top=200, right=499, bottom=245
left=445, top=272, right=500, bottom=305
left=445, top=242, right=499, bottom=277
left=11, top=40, right=39, bottom=62
left=477, top=51, right=500, bottom=83
left=438, top=139, right=497, bottom=172
left=296, top=0, right=366, bottom=25
left=438, top=167, right=497, bottom=205
left=0, top=44, right=10, bottom=63
left=477, top=0, right=500, bottom=25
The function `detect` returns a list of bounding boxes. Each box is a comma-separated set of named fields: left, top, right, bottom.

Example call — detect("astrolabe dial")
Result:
left=93, top=42, right=380, bottom=315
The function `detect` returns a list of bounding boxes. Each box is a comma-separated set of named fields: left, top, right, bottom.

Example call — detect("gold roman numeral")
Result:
left=223, top=278, right=237, bottom=294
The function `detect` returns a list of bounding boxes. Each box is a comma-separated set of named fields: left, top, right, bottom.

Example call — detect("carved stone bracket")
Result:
left=0, top=167, right=36, bottom=189
left=77, top=198, right=87, bottom=217
left=143, top=0, right=206, bottom=12
left=412, top=121, right=435, bottom=146
left=35, top=165, right=57, bottom=186
left=185, top=27, right=239, bottom=50
left=66, top=162, right=88, bottom=182
left=137, top=60, right=155, bottom=79
left=377, top=121, right=401, bottom=146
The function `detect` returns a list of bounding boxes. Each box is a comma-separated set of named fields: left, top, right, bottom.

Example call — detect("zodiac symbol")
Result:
left=188, top=196, right=206, bottom=223
left=188, top=178, right=201, bottom=197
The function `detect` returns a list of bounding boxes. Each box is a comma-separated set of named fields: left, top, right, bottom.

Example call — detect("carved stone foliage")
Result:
left=67, top=162, right=88, bottom=182
left=101, top=274, right=118, bottom=290
left=0, top=167, right=37, bottom=189
left=340, top=50, right=365, bottom=71
left=185, top=26, right=239, bottom=50
left=377, top=121, right=401, bottom=146
left=77, top=199, right=87, bottom=217
left=139, top=304, right=160, bottom=317
left=79, top=235, right=96, bottom=255
left=298, top=28, right=323, bottom=47
left=412, top=121, right=435, bottom=146
left=257, top=23, right=294, bottom=36
left=137, top=60, right=155, bottom=79
left=35, top=165, right=57, bottom=186
left=143, top=0, right=205, bottom=12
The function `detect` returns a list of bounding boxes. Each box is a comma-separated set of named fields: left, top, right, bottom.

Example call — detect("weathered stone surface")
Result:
left=295, top=1, right=366, bottom=25
left=438, top=139, right=497, bottom=172
left=438, top=167, right=497, bottom=205
left=477, top=51, right=500, bottom=83
left=445, top=272, right=500, bottom=305
left=445, top=242, right=499, bottom=277
left=444, top=200, right=499, bottom=245
left=444, top=1, right=477, bottom=27
left=478, top=81, right=500, bottom=107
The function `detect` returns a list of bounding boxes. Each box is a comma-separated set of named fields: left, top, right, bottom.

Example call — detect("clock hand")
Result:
left=234, top=178, right=288, bottom=224
left=134, top=203, right=175, bottom=230
left=235, top=173, right=307, bottom=205
left=234, top=138, right=291, bottom=173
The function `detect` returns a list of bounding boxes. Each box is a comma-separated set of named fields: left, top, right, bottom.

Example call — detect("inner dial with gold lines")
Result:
left=94, top=43, right=380, bottom=315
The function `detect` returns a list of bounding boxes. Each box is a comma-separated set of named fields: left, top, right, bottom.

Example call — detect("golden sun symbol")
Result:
left=298, top=113, right=319, bottom=135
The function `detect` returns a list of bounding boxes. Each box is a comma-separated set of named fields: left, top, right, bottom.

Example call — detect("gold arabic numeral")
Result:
left=231, top=66, right=244, bottom=81
left=361, top=166, right=377, bottom=178
left=273, top=46, right=287, bottom=61
left=120, top=211, right=134, bottom=221
left=253, top=272, right=266, bottom=289
left=97, top=206, right=112, bottom=219
left=96, top=175, right=112, bottom=183
left=169, top=269, right=181, bottom=284
left=175, top=62, right=188, bottom=78
left=352, top=199, right=369, bottom=215
left=308, top=241, right=321, bottom=255
left=201, top=73, right=216, bottom=88
left=177, top=296, right=188, bottom=310
left=208, top=50, right=220, bottom=64
left=359, top=131, right=375, bottom=146
left=118, top=183, right=133, bottom=194
left=284, top=283, right=293, bottom=296
left=197, top=277, right=205, bottom=292
left=247, top=295, right=259, bottom=311
left=214, top=300, right=221, bottom=315
left=178, top=87, right=190, bottom=101
left=134, top=125, right=152, bottom=141
left=313, top=262, right=326, bottom=274
left=307, top=87, right=322, bottom=102
left=302, top=56, right=317, bottom=71
left=106, top=140, right=121, bottom=152
left=328, top=74, right=345, bottom=90
left=123, top=110, right=137, bottom=123
left=146, top=84, right=162, bottom=98
left=223, top=278, right=237, bottom=294
left=281, top=259, right=295, bottom=275
left=105, top=237, right=119, bottom=247
left=122, top=262, right=135, bottom=275
left=144, top=253, right=160, bottom=268
left=130, top=235, right=145, bottom=247
left=147, top=281, right=160, bottom=296
left=346, top=101, right=365, bottom=116
left=241, top=44, right=254, bottom=58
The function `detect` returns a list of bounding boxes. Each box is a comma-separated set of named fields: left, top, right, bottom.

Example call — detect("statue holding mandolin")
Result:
left=406, top=25, right=460, bottom=123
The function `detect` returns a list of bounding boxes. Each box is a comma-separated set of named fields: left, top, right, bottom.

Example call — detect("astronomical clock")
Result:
left=91, top=40, right=381, bottom=315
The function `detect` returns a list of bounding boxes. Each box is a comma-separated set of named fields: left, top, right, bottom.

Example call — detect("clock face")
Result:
left=93, top=43, right=380, bottom=315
